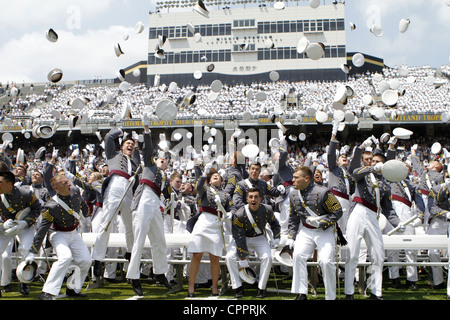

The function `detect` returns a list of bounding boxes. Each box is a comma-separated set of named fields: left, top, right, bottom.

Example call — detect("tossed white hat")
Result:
left=299, top=133, right=306, bottom=141
left=193, top=70, right=203, bottom=80
left=382, top=160, right=409, bottom=182
left=242, top=144, right=260, bottom=159
left=381, top=89, right=399, bottom=107
left=16, top=261, right=38, bottom=284
left=16, top=148, right=25, bottom=165
left=399, top=18, right=410, bottom=33
left=380, top=133, right=391, bottom=144
left=297, top=37, right=310, bottom=54
left=119, top=81, right=131, bottom=92
left=274, top=1, right=285, bottom=10
left=310, top=0, right=320, bottom=9
left=35, top=146, right=46, bottom=160
left=47, top=68, right=63, bottom=83
left=2, top=133, right=13, bottom=144
left=269, top=70, right=280, bottom=82
left=352, top=53, right=365, bottom=68
left=193, top=0, right=209, bottom=18
left=206, top=63, right=215, bottom=72
left=239, top=266, right=257, bottom=284
left=154, top=48, right=165, bottom=59
left=264, top=38, right=275, bottom=49
left=349, top=22, right=356, bottom=31
left=315, top=110, right=328, bottom=124
left=276, top=121, right=287, bottom=133
left=306, top=42, right=325, bottom=60
left=340, top=64, right=351, bottom=74
left=155, top=99, right=177, bottom=121
left=116, top=69, right=126, bottom=82
left=274, top=245, right=294, bottom=267
left=187, top=23, right=195, bottom=34
left=132, top=69, right=141, bottom=77
left=210, top=79, right=223, bottom=93
left=114, top=43, right=124, bottom=57
left=37, top=125, right=55, bottom=139
left=46, top=28, right=58, bottom=43
left=392, top=127, right=413, bottom=139
left=431, top=142, right=442, bottom=155
left=370, top=24, right=384, bottom=37
left=135, top=21, right=145, bottom=34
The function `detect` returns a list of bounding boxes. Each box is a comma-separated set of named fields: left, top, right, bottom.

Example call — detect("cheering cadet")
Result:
left=344, top=153, right=400, bottom=300
left=92, top=128, right=140, bottom=280
left=187, top=164, right=235, bottom=297
left=0, top=170, right=41, bottom=296
left=26, top=174, right=91, bottom=300
left=232, top=161, right=280, bottom=209
left=126, top=117, right=171, bottom=296
left=287, top=166, right=343, bottom=300
left=226, top=187, right=281, bottom=298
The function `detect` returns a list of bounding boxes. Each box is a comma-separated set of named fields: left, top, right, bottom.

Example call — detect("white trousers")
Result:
left=126, top=185, right=168, bottom=279
left=428, top=217, right=448, bottom=286
left=291, top=224, right=336, bottom=300
left=92, top=175, right=134, bottom=261
left=0, top=226, right=35, bottom=284
left=43, top=230, right=91, bottom=296
left=225, top=235, right=272, bottom=290
left=345, top=203, right=384, bottom=297
left=387, top=201, right=418, bottom=282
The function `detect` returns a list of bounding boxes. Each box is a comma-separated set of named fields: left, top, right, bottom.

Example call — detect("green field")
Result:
left=1, top=266, right=447, bottom=301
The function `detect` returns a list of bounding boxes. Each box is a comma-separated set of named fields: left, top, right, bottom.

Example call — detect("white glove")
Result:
left=388, top=136, right=398, bottom=145
left=204, top=164, right=212, bottom=175
left=286, top=238, right=295, bottom=249
left=25, top=252, right=35, bottom=264
left=2, top=219, right=15, bottom=230
left=331, top=120, right=340, bottom=136
left=412, top=217, right=422, bottom=227
left=446, top=212, right=450, bottom=221
left=238, top=259, right=249, bottom=269
left=16, top=220, right=28, bottom=230
left=71, top=149, right=80, bottom=158
left=361, top=137, right=373, bottom=149
left=411, top=144, right=418, bottom=151
left=306, top=216, right=321, bottom=228
left=52, top=148, right=59, bottom=158
left=277, top=184, right=285, bottom=195
left=142, top=113, right=151, bottom=127
left=373, top=162, right=384, bottom=173
left=444, top=178, right=450, bottom=189
left=117, top=127, right=124, bottom=137
left=65, top=172, right=75, bottom=181
left=371, top=135, right=379, bottom=145
left=225, top=211, right=233, bottom=221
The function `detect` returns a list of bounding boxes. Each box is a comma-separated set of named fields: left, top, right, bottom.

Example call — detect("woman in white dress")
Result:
left=187, top=166, right=234, bottom=297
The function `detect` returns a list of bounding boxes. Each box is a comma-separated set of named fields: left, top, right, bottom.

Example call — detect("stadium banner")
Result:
left=121, top=119, right=215, bottom=128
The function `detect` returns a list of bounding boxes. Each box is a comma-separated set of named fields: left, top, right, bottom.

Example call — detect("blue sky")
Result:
left=0, top=0, right=449, bottom=84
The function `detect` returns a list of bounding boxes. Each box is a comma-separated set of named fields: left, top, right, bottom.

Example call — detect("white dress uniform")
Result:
left=188, top=166, right=234, bottom=257
left=29, top=187, right=91, bottom=297
left=91, top=128, right=140, bottom=266
left=126, top=131, right=169, bottom=280
left=226, top=203, right=280, bottom=292
left=344, top=166, right=400, bottom=298
left=288, top=182, right=343, bottom=300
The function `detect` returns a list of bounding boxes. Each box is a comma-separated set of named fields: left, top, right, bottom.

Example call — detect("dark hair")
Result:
left=247, top=187, right=261, bottom=197
left=206, top=167, right=222, bottom=184
left=0, top=171, right=16, bottom=184
left=373, top=153, right=387, bottom=163
left=0, top=161, right=9, bottom=172
left=294, top=165, right=313, bottom=180
left=120, top=137, right=134, bottom=147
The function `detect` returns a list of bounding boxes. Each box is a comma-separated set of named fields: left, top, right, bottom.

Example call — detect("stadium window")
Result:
left=323, top=19, right=330, bottom=31
left=233, top=20, right=239, bottom=28
left=337, top=19, right=345, bottom=30
left=258, top=49, right=263, bottom=60
left=329, top=20, right=337, bottom=31
left=290, top=48, right=297, bottom=59
left=324, top=46, right=331, bottom=58
left=264, top=49, right=271, bottom=60
left=316, top=20, right=323, bottom=32
left=174, top=28, right=179, bottom=38
left=206, top=25, right=213, bottom=36
left=226, top=24, right=232, bottom=34
left=200, top=25, right=207, bottom=36
left=264, top=22, right=270, bottom=34
left=225, top=50, right=231, bottom=61
left=257, top=23, right=264, bottom=34
left=297, top=20, right=303, bottom=32
left=290, top=21, right=297, bottom=33
left=213, top=25, right=219, bottom=36
left=180, top=52, right=186, bottom=63
left=174, top=54, right=180, bottom=64
left=168, top=53, right=174, bottom=64
left=330, top=46, right=338, bottom=58
left=193, top=52, right=199, bottom=63
left=219, top=50, right=225, bottom=61
left=277, top=21, right=284, bottom=33
left=162, top=27, right=169, bottom=38
left=304, top=20, right=310, bottom=32
left=338, top=45, right=346, bottom=57
left=212, top=51, right=219, bottom=62
left=284, top=21, right=290, bottom=33
left=277, top=47, right=284, bottom=59
left=149, top=28, right=157, bottom=39
left=270, top=49, right=277, bottom=60
left=284, top=48, right=291, bottom=59
left=270, top=22, right=277, bottom=33
left=310, top=21, right=316, bottom=32
left=219, top=24, right=225, bottom=35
